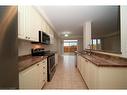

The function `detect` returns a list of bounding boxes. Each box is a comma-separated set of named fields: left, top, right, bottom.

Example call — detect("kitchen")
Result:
left=0, top=5, right=127, bottom=90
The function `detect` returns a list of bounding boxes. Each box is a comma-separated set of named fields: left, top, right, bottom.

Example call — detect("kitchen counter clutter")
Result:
left=76, top=51, right=127, bottom=89
left=18, top=55, right=48, bottom=89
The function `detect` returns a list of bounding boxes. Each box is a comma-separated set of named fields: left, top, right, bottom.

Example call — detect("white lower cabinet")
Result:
left=55, top=53, right=58, bottom=65
left=19, top=59, right=47, bottom=89
left=85, top=60, right=97, bottom=89
left=19, top=63, right=40, bottom=89
left=77, top=54, right=81, bottom=71
left=77, top=54, right=127, bottom=89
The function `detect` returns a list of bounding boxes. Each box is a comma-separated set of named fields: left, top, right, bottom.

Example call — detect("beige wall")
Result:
left=101, top=34, right=120, bottom=53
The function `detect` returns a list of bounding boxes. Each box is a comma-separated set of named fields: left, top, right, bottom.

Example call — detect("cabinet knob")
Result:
left=37, top=64, right=39, bottom=66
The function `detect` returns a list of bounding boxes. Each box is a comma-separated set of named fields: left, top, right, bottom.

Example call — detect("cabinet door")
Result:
left=77, top=55, right=82, bottom=72
left=79, top=56, right=82, bottom=72
left=80, top=56, right=83, bottom=75
left=80, top=56, right=86, bottom=78
left=18, top=6, right=40, bottom=41
left=77, top=54, right=80, bottom=70
left=45, top=25, right=50, bottom=34
left=24, top=6, right=30, bottom=40
left=50, top=34, right=54, bottom=44
left=42, top=20, right=47, bottom=32
left=18, top=6, right=26, bottom=39
left=19, top=63, right=39, bottom=89
left=38, top=61, right=44, bottom=88
left=28, top=7, right=40, bottom=42
left=55, top=53, right=58, bottom=65
left=85, top=60, right=97, bottom=89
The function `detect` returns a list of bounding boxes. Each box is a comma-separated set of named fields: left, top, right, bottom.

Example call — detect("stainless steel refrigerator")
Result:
left=0, top=6, right=19, bottom=89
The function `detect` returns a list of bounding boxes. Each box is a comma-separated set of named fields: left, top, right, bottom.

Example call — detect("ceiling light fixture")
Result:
left=64, top=34, right=68, bottom=37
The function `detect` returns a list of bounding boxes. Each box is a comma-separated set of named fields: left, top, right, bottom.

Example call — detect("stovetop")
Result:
left=31, top=48, right=55, bottom=57
left=43, top=52, right=55, bottom=57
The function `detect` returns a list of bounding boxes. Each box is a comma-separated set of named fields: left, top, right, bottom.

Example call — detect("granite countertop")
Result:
left=76, top=52, right=127, bottom=67
left=18, top=55, right=48, bottom=72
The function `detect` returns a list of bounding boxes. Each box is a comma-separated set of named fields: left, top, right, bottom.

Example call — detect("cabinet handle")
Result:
left=85, top=60, right=88, bottom=62
left=26, top=36, right=27, bottom=39
left=43, top=67, right=45, bottom=68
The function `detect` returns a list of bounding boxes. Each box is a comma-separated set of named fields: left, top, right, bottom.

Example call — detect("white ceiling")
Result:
left=36, top=6, right=119, bottom=39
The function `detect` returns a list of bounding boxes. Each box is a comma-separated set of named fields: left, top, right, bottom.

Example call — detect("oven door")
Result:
left=48, top=55, right=55, bottom=73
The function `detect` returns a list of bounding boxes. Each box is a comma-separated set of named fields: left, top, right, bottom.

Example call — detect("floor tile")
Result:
left=43, top=54, right=88, bottom=89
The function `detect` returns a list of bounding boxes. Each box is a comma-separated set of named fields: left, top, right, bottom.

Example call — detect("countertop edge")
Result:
left=75, top=52, right=127, bottom=68
left=18, top=55, right=48, bottom=72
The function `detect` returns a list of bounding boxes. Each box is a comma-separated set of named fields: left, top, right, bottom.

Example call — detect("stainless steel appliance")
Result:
left=39, top=31, right=50, bottom=45
left=47, top=53, right=56, bottom=81
left=0, top=6, right=18, bottom=89
left=31, top=48, right=56, bottom=81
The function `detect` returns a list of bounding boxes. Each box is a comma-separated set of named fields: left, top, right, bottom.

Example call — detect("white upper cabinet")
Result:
left=41, top=21, right=46, bottom=32
left=28, top=7, right=41, bottom=41
left=18, top=6, right=27, bottom=40
left=49, top=34, right=54, bottom=44
left=18, top=6, right=40, bottom=42
left=46, top=25, right=50, bottom=35
left=18, top=6, right=55, bottom=43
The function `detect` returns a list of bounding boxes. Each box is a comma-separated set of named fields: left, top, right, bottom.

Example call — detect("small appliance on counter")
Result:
left=31, top=48, right=56, bottom=82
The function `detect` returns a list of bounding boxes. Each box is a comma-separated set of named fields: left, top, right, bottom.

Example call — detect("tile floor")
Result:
left=43, top=54, right=88, bottom=89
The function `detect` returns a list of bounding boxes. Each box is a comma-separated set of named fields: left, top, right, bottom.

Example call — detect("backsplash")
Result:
left=18, top=33, right=60, bottom=56
left=18, top=39, right=32, bottom=56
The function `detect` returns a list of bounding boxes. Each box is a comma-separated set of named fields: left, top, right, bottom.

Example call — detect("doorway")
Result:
left=63, top=40, right=78, bottom=53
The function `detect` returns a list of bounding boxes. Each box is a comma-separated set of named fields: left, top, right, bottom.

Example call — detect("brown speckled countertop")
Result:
left=76, top=51, right=127, bottom=67
left=18, top=55, right=48, bottom=72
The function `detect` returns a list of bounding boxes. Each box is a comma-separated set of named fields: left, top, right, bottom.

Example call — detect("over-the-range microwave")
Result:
left=39, top=31, right=50, bottom=45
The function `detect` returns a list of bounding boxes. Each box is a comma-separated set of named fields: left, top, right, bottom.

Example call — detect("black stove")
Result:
left=31, top=48, right=56, bottom=81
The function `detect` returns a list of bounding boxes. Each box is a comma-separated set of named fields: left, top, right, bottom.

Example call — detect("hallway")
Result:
left=44, top=54, right=88, bottom=89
